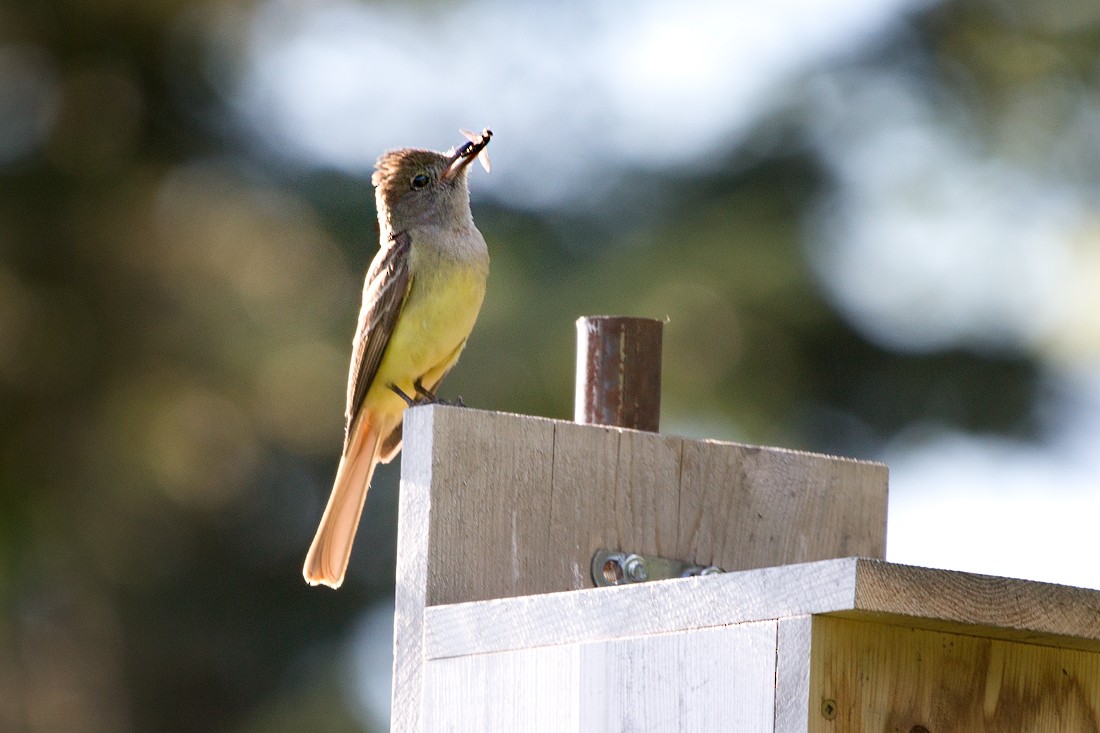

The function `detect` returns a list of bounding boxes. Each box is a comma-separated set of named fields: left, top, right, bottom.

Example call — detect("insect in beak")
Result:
left=443, top=128, right=492, bottom=181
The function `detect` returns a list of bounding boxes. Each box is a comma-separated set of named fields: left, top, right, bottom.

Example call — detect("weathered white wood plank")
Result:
left=577, top=621, right=777, bottom=733
left=546, top=420, right=622, bottom=590
left=400, top=405, right=887, bottom=609
left=423, top=407, right=556, bottom=606
left=422, top=644, right=582, bottom=733
left=774, top=615, right=814, bottom=733
left=422, top=620, right=779, bottom=733
left=395, top=405, right=888, bottom=731
left=678, top=439, right=888, bottom=569
left=424, top=558, right=861, bottom=660
left=612, top=428, right=683, bottom=557
left=392, top=405, right=437, bottom=733
left=423, top=558, right=1100, bottom=661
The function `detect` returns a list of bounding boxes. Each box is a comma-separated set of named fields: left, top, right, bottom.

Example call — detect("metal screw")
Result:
left=821, top=699, right=837, bottom=720
left=622, top=554, right=649, bottom=582
left=698, top=565, right=722, bottom=575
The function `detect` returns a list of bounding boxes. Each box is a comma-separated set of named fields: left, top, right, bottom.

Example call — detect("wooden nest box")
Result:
left=390, top=318, right=1100, bottom=732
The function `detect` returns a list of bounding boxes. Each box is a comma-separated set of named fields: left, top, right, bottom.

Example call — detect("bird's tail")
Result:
left=303, top=413, right=386, bottom=588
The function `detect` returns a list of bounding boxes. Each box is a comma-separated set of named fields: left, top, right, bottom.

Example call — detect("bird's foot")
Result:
left=413, top=379, right=467, bottom=408
left=388, top=384, right=419, bottom=407
left=413, top=379, right=437, bottom=403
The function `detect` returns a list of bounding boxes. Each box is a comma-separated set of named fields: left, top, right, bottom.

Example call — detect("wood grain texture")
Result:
left=392, top=405, right=436, bottom=733
left=849, top=560, right=1100, bottom=652
left=546, top=419, right=620, bottom=589
left=775, top=616, right=815, bottom=733
left=612, top=428, right=682, bottom=556
left=810, top=616, right=1100, bottom=732
left=421, top=406, right=555, bottom=606
left=395, top=404, right=884, bottom=732
left=423, top=558, right=1100, bottom=661
left=422, top=644, right=582, bottom=733
left=402, top=405, right=887, bottom=608
left=422, top=620, right=778, bottom=733
left=678, top=439, right=888, bottom=569
left=424, top=558, right=862, bottom=661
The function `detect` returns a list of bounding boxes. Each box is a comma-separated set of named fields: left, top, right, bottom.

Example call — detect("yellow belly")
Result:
left=366, top=260, right=487, bottom=414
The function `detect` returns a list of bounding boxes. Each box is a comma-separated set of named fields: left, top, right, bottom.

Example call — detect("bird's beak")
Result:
left=442, top=128, right=492, bottom=182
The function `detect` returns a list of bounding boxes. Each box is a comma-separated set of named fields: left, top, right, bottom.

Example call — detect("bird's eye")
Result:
left=411, top=174, right=430, bottom=190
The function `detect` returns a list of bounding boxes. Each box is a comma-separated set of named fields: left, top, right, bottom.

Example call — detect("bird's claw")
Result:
left=389, top=380, right=467, bottom=408
left=389, top=384, right=418, bottom=407
left=413, top=379, right=436, bottom=403
left=414, top=379, right=467, bottom=408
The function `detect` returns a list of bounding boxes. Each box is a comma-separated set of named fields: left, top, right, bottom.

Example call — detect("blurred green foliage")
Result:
left=0, top=0, right=1088, bottom=730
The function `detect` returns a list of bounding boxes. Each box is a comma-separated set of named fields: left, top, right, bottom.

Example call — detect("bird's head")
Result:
left=372, top=129, right=491, bottom=235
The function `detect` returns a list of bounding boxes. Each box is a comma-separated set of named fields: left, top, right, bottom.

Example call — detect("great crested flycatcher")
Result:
left=303, top=129, right=493, bottom=588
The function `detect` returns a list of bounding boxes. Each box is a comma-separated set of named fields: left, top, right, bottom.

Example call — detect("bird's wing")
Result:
left=343, top=230, right=413, bottom=452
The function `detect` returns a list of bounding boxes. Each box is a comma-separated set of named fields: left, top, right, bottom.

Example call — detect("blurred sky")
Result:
left=226, top=0, right=920, bottom=206
left=6, top=0, right=1100, bottom=730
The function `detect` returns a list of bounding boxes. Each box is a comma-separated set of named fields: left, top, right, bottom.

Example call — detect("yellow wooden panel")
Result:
left=810, top=616, right=1100, bottom=732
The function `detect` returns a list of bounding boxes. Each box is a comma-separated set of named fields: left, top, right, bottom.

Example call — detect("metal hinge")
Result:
left=591, top=548, right=723, bottom=587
